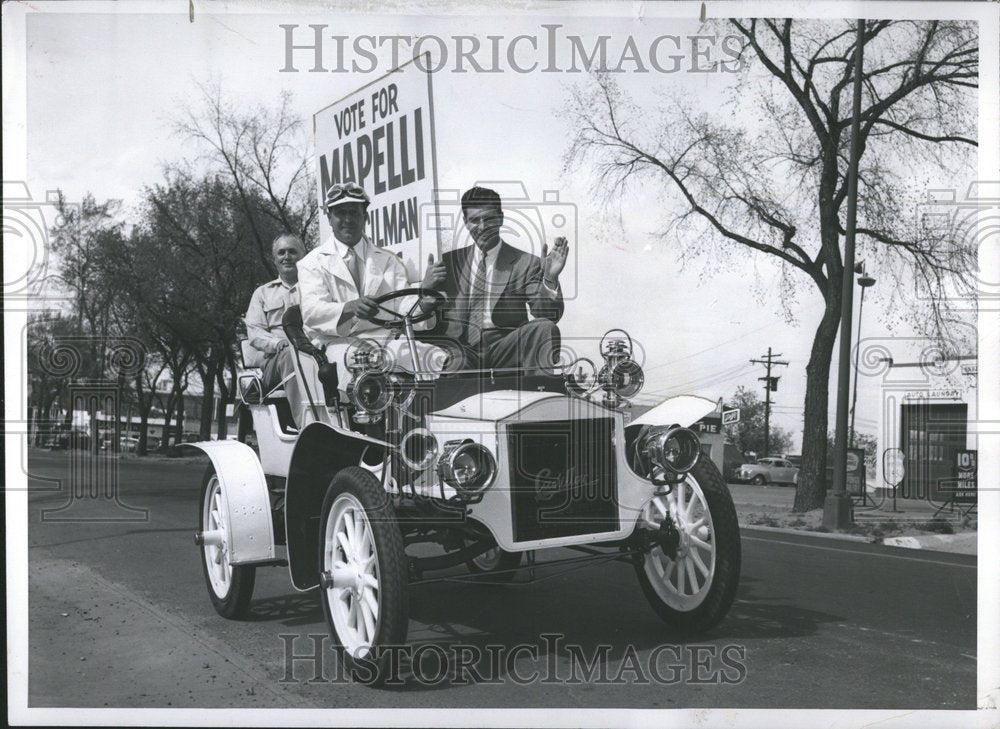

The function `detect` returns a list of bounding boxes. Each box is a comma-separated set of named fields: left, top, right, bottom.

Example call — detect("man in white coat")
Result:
left=298, top=182, right=449, bottom=385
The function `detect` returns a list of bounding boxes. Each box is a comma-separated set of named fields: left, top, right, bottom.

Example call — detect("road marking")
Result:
left=742, top=535, right=976, bottom=568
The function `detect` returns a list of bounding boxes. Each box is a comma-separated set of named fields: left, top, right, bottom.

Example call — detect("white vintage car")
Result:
left=192, top=289, right=741, bottom=682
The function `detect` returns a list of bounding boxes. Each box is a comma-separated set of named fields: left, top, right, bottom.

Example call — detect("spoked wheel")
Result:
left=317, top=467, right=408, bottom=685
left=199, top=466, right=256, bottom=619
left=466, top=545, right=522, bottom=581
left=634, top=458, right=740, bottom=633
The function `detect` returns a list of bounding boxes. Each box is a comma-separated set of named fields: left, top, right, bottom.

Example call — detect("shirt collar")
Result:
left=267, top=276, right=297, bottom=291
left=471, top=241, right=502, bottom=267
left=332, top=235, right=369, bottom=261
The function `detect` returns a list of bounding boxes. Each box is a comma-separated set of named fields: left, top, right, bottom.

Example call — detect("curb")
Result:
left=882, top=533, right=979, bottom=551
left=741, top=524, right=977, bottom=556
left=740, top=524, right=872, bottom=543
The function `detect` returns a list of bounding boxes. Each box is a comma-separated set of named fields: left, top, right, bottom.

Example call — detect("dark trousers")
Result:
left=463, top=318, right=561, bottom=373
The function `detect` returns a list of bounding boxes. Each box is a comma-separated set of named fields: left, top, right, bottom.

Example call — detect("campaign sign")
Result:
left=314, top=54, right=439, bottom=280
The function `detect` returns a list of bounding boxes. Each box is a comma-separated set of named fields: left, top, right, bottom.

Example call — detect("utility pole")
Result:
left=824, top=18, right=866, bottom=531
left=750, top=347, right=788, bottom=456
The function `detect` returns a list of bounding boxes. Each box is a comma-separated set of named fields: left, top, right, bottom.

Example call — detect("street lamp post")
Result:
left=849, top=265, right=876, bottom=448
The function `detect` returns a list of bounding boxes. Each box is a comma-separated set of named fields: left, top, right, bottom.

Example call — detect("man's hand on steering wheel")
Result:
left=344, top=296, right=380, bottom=322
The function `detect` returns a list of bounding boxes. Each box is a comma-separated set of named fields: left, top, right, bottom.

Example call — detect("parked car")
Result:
left=722, top=443, right=749, bottom=481
left=190, top=304, right=743, bottom=684
left=100, top=436, right=140, bottom=452
left=736, top=457, right=799, bottom=485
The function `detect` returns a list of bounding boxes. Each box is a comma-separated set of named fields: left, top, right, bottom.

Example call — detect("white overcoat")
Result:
left=298, top=236, right=446, bottom=376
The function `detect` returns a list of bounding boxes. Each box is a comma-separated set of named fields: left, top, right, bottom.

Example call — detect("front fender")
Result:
left=188, top=441, right=274, bottom=565
left=627, top=394, right=718, bottom=430
left=284, top=421, right=388, bottom=591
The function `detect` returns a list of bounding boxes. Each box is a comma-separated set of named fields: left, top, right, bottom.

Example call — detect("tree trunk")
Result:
left=160, top=394, right=176, bottom=451
left=215, top=365, right=233, bottom=440
left=198, top=359, right=218, bottom=441
left=138, top=409, right=150, bottom=456
left=794, top=289, right=842, bottom=512
left=174, top=389, right=185, bottom=444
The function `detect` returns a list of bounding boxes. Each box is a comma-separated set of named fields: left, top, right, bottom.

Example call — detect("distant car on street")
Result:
left=735, top=457, right=799, bottom=485
left=722, top=443, right=750, bottom=480
left=101, top=436, right=139, bottom=452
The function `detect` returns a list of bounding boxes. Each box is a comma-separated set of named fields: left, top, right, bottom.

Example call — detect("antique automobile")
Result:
left=191, top=289, right=741, bottom=682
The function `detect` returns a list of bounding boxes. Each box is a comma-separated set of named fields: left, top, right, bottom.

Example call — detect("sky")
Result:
left=15, top=2, right=985, bottom=451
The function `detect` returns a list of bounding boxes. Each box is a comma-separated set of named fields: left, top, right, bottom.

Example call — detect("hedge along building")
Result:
left=862, top=337, right=978, bottom=503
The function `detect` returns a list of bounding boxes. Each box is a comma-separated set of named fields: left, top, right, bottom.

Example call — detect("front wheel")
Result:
left=634, top=458, right=741, bottom=633
left=751, top=474, right=766, bottom=485
left=199, top=466, right=256, bottom=619
left=317, top=467, right=409, bottom=684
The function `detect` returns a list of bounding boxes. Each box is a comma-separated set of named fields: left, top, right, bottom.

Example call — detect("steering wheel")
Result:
left=366, top=287, right=448, bottom=328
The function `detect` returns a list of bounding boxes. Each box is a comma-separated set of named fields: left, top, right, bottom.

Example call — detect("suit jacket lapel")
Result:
left=492, top=242, right=516, bottom=304
left=454, top=246, right=475, bottom=323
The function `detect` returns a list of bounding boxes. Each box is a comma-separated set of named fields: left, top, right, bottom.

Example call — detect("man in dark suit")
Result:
left=420, top=186, right=569, bottom=373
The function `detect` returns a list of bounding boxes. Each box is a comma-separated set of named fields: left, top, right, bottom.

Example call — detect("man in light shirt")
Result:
left=244, top=234, right=306, bottom=414
left=423, top=186, right=568, bottom=373
left=298, top=182, right=449, bottom=379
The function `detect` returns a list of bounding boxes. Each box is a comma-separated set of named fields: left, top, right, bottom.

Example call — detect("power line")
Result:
left=635, top=362, right=754, bottom=402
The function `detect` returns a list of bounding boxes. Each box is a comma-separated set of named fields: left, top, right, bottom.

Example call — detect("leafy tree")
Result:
left=132, top=172, right=276, bottom=440
left=724, top=386, right=794, bottom=457
left=567, top=19, right=977, bottom=510
left=26, top=313, right=80, bottom=446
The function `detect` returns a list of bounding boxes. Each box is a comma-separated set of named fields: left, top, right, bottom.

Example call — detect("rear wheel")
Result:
left=317, top=467, right=408, bottom=685
left=199, top=466, right=256, bottom=619
left=466, top=546, right=522, bottom=581
left=634, top=458, right=741, bottom=633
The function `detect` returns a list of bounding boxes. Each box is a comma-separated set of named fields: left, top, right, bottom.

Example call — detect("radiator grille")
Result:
left=506, top=417, right=619, bottom=542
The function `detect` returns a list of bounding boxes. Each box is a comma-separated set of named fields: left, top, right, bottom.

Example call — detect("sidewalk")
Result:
left=727, top=481, right=977, bottom=555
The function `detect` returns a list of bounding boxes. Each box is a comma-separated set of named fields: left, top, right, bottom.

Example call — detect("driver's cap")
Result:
left=325, top=182, right=370, bottom=210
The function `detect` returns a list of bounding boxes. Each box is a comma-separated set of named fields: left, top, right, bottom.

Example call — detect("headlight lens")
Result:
left=400, top=427, right=438, bottom=471
left=348, top=371, right=394, bottom=413
left=599, top=359, right=645, bottom=399
left=437, top=439, right=497, bottom=497
left=639, top=426, right=701, bottom=475
left=610, top=360, right=645, bottom=398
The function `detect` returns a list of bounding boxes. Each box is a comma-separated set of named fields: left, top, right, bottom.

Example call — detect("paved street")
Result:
left=23, top=449, right=977, bottom=709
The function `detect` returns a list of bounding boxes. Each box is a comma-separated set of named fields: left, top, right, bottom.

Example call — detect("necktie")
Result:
left=346, top=247, right=364, bottom=293
left=465, top=253, right=489, bottom=346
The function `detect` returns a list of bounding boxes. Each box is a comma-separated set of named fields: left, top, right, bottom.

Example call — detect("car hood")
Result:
left=430, top=390, right=573, bottom=422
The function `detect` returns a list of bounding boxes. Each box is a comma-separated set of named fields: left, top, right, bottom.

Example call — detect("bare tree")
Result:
left=566, top=19, right=977, bottom=511
left=173, top=81, right=319, bottom=268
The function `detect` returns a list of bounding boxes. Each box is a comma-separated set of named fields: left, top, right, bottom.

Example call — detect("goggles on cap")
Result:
left=325, top=182, right=370, bottom=209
